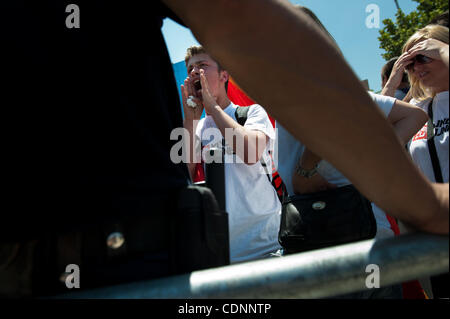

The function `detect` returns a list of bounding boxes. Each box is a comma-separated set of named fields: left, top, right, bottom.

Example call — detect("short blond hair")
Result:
left=184, top=45, right=224, bottom=71
left=402, top=25, right=449, bottom=101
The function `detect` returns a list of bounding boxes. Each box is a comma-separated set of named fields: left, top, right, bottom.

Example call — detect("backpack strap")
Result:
left=235, top=106, right=250, bottom=126
left=235, top=106, right=271, bottom=180
left=234, top=106, right=288, bottom=203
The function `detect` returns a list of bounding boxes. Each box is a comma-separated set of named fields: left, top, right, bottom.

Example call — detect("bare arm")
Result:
left=183, top=118, right=199, bottom=180
left=387, top=99, right=428, bottom=144
left=208, top=106, right=269, bottom=164
left=292, top=99, right=427, bottom=193
left=292, top=148, right=336, bottom=194
left=381, top=52, right=413, bottom=97
left=181, top=79, right=203, bottom=180
left=163, top=0, right=447, bottom=234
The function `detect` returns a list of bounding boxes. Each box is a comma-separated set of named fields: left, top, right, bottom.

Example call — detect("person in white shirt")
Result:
left=181, top=46, right=281, bottom=263
left=277, top=92, right=427, bottom=240
left=382, top=25, right=449, bottom=212
left=164, top=0, right=448, bottom=237
left=400, top=26, right=449, bottom=184
left=275, top=6, right=428, bottom=299
left=383, top=24, right=449, bottom=299
left=277, top=6, right=428, bottom=242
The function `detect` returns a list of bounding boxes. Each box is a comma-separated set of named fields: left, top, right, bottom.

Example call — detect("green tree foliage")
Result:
left=378, top=0, right=448, bottom=60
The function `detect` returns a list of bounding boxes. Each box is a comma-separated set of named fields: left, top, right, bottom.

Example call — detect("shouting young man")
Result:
left=182, top=46, right=281, bottom=263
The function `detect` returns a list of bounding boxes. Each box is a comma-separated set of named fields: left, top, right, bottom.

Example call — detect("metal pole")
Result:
left=59, top=233, right=449, bottom=299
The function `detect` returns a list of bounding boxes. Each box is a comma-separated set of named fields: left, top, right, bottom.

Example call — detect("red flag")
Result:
left=227, top=77, right=276, bottom=127
left=227, top=77, right=256, bottom=107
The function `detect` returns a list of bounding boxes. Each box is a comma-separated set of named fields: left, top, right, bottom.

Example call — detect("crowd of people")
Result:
left=1, top=0, right=448, bottom=299
left=180, top=5, right=449, bottom=299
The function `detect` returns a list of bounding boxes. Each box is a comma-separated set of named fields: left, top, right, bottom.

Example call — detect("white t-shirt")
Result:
left=196, top=103, right=282, bottom=263
left=409, top=91, right=449, bottom=183
left=276, top=92, right=397, bottom=239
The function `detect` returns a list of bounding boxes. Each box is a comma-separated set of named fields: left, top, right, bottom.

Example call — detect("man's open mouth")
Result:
left=194, top=80, right=202, bottom=95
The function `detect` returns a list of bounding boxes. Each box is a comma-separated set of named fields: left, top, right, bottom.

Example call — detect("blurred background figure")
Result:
left=381, top=57, right=411, bottom=100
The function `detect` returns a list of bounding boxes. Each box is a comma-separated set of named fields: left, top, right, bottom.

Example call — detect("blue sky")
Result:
left=162, top=0, right=419, bottom=93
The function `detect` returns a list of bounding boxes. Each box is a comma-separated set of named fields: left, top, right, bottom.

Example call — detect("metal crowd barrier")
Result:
left=60, top=232, right=448, bottom=299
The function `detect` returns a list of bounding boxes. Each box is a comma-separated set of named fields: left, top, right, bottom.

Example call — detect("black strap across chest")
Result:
left=426, top=99, right=444, bottom=183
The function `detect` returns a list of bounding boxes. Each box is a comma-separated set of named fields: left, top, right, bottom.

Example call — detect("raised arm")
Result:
left=381, top=53, right=413, bottom=98
left=292, top=148, right=336, bottom=195
left=387, top=99, right=428, bottom=144
left=162, top=0, right=448, bottom=234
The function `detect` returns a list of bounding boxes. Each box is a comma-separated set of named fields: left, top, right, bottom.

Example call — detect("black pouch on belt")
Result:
left=171, top=185, right=230, bottom=273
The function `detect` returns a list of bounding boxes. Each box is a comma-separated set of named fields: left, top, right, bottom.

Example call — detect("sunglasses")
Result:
left=406, top=54, right=433, bottom=70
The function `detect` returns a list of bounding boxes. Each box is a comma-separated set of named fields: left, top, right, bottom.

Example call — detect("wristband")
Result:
left=295, top=162, right=319, bottom=178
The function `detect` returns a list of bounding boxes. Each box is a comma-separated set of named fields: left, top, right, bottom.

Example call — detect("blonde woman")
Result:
left=383, top=24, right=449, bottom=299
left=406, top=26, right=449, bottom=182
left=385, top=25, right=448, bottom=184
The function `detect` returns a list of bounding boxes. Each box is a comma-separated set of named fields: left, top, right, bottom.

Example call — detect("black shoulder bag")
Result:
left=278, top=184, right=377, bottom=254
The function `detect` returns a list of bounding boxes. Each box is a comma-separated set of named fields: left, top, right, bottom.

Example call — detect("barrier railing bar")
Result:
left=59, top=232, right=448, bottom=299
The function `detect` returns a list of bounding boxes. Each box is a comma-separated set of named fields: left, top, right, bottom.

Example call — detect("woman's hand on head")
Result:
left=408, top=39, right=449, bottom=65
